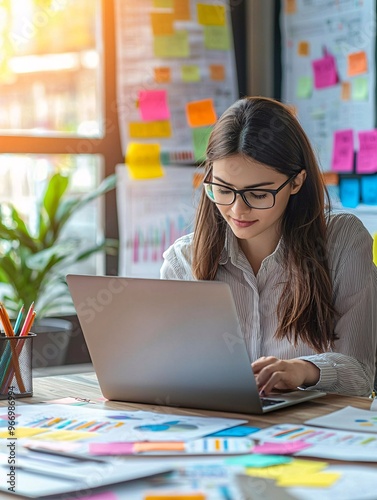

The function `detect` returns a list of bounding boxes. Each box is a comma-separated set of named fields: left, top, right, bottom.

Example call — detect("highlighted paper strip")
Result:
left=357, top=130, right=377, bottom=173
left=129, top=121, right=172, bottom=139
left=204, top=26, right=230, bottom=50
left=197, top=4, right=226, bottom=26
left=126, top=143, right=164, bottom=180
left=186, top=99, right=217, bottom=128
left=348, top=51, right=368, bottom=77
left=331, top=129, right=354, bottom=172
left=312, top=54, right=338, bottom=89
left=138, top=90, right=170, bottom=122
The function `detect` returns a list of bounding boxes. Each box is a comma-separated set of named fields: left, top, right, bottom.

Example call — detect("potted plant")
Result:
left=0, top=172, right=117, bottom=367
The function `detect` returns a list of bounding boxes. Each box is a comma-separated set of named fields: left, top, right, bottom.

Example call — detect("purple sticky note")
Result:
left=89, top=442, right=134, bottom=455
left=252, top=440, right=312, bottom=455
left=138, top=90, right=170, bottom=122
left=312, top=54, right=338, bottom=89
left=331, top=129, right=354, bottom=172
left=357, top=130, right=377, bottom=174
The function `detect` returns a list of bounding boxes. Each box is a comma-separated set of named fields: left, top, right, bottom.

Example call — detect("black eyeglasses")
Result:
left=203, top=172, right=298, bottom=209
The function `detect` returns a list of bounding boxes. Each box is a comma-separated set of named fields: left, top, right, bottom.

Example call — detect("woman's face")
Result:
left=211, top=154, right=305, bottom=245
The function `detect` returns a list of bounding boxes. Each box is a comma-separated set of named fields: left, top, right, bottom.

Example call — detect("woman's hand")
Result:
left=251, top=357, right=320, bottom=395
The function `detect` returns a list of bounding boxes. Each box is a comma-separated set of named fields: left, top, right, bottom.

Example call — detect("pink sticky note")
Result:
left=69, top=493, right=118, bottom=500
left=138, top=90, right=170, bottom=122
left=89, top=442, right=135, bottom=455
left=312, top=54, right=338, bottom=89
left=252, top=440, right=312, bottom=455
left=331, top=129, right=354, bottom=172
left=357, top=130, right=377, bottom=174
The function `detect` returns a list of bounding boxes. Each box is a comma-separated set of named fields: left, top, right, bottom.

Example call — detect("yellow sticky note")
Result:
left=197, top=4, right=225, bottom=26
left=126, top=143, right=164, bottom=180
left=154, top=30, right=190, bottom=58
left=154, top=66, right=172, bottom=83
left=153, top=0, right=173, bottom=7
left=173, top=0, right=191, bottom=20
left=296, top=75, right=312, bottom=98
left=34, top=430, right=96, bottom=441
left=181, top=65, right=201, bottom=82
left=151, top=12, right=174, bottom=36
left=246, top=459, right=327, bottom=479
left=341, top=81, right=351, bottom=100
left=285, top=0, right=297, bottom=14
left=298, top=41, right=309, bottom=56
left=210, top=64, right=225, bottom=81
left=277, top=472, right=341, bottom=488
left=0, top=427, right=48, bottom=439
left=129, top=121, right=172, bottom=139
left=348, top=51, right=368, bottom=77
left=204, top=26, right=230, bottom=50
left=352, top=77, right=368, bottom=100
left=186, top=99, right=217, bottom=128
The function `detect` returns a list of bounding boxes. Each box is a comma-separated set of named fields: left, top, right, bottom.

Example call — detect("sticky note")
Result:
left=341, top=81, right=351, bottom=100
left=285, top=0, right=297, bottom=14
left=226, top=455, right=292, bottom=467
left=150, top=12, right=174, bottom=36
left=357, top=130, right=377, bottom=173
left=144, top=494, right=206, bottom=500
left=312, top=54, right=338, bottom=89
left=361, top=175, right=377, bottom=204
left=126, top=143, right=164, bottom=180
left=186, top=99, right=217, bottom=128
left=296, top=75, right=312, bottom=98
left=153, top=0, right=173, bottom=7
left=277, top=472, right=341, bottom=487
left=129, top=121, right=172, bottom=138
left=154, top=67, right=171, bottom=83
left=348, top=50, right=368, bottom=76
left=90, top=442, right=134, bottom=455
left=154, top=30, right=190, bottom=58
left=138, top=90, right=170, bottom=122
left=252, top=440, right=312, bottom=455
left=192, top=126, right=213, bottom=162
left=339, top=178, right=360, bottom=208
left=331, top=129, right=354, bottom=173
left=352, top=77, right=368, bottom=100
left=173, top=0, right=191, bottom=20
left=210, top=64, right=225, bottom=81
left=197, top=4, right=225, bottom=26
left=204, top=26, right=230, bottom=50
left=181, top=65, right=201, bottom=82
left=298, top=41, right=309, bottom=56
left=245, top=459, right=327, bottom=478
left=76, top=493, right=118, bottom=500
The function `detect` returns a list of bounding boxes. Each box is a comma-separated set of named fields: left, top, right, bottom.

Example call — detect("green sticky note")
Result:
left=154, top=31, right=190, bottom=58
left=352, top=77, right=368, bottom=100
left=225, top=454, right=292, bottom=468
left=203, top=26, right=230, bottom=50
left=193, top=126, right=213, bottom=162
left=297, top=75, right=312, bottom=98
left=181, top=65, right=201, bottom=82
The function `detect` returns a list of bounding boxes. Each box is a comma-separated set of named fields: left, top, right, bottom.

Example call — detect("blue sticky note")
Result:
left=225, top=454, right=292, bottom=467
left=339, top=178, right=360, bottom=208
left=361, top=175, right=377, bottom=205
left=208, top=426, right=260, bottom=437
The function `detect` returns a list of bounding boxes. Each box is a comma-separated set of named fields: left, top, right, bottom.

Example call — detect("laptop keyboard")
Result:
left=261, top=397, right=285, bottom=407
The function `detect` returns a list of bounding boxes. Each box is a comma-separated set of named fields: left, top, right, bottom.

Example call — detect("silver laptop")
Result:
left=66, top=275, right=326, bottom=414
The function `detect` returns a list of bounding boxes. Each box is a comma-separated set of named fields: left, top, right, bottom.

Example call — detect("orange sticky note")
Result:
left=348, top=51, right=368, bottom=77
left=173, top=0, right=191, bottom=20
left=297, top=41, right=309, bottom=56
left=341, top=81, right=351, bottom=100
left=144, top=494, right=206, bottom=500
left=210, top=64, right=225, bottom=81
left=151, top=12, right=174, bottom=36
left=285, top=0, right=297, bottom=13
left=154, top=67, right=171, bottom=83
left=186, top=99, right=217, bottom=128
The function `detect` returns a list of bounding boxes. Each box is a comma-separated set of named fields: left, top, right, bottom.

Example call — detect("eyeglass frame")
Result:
left=203, top=170, right=299, bottom=210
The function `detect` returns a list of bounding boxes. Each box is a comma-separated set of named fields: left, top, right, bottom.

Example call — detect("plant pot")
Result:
left=31, top=318, right=73, bottom=368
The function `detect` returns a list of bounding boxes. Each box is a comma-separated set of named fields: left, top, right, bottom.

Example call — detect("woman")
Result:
left=160, top=96, right=377, bottom=397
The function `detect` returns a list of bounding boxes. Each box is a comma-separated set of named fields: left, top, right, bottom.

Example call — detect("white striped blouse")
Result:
left=160, top=213, right=377, bottom=397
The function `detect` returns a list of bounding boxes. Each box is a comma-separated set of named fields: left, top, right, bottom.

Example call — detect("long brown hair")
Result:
left=192, top=96, right=337, bottom=352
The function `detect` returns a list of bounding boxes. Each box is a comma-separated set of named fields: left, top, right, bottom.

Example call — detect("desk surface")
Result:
left=6, top=370, right=373, bottom=429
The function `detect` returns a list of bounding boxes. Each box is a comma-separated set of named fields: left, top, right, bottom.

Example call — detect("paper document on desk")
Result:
left=305, top=406, right=377, bottom=433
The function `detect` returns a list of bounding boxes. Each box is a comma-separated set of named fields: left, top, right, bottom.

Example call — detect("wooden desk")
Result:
left=4, top=370, right=373, bottom=428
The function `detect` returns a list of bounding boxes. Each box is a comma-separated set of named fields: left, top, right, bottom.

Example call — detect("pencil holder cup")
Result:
left=0, top=333, right=36, bottom=399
